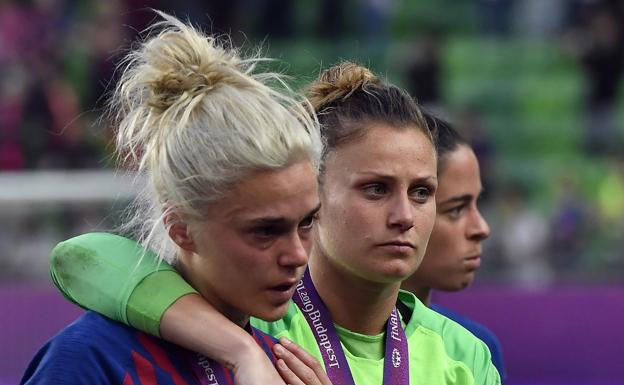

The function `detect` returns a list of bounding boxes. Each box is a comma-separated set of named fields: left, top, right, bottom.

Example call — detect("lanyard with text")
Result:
left=188, top=327, right=278, bottom=385
left=188, top=350, right=232, bottom=385
left=292, top=269, right=410, bottom=385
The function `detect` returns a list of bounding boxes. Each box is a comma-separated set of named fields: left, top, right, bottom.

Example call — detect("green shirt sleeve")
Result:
left=50, top=232, right=197, bottom=336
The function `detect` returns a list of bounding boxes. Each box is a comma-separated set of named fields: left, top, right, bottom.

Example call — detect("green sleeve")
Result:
left=50, top=232, right=197, bottom=336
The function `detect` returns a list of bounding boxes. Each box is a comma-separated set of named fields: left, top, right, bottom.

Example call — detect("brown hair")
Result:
left=422, top=111, right=469, bottom=174
left=306, top=62, right=433, bottom=176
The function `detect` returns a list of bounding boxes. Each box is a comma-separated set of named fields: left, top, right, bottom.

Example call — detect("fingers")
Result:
left=272, top=337, right=332, bottom=385
left=279, top=338, right=326, bottom=377
left=275, top=358, right=307, bottom=385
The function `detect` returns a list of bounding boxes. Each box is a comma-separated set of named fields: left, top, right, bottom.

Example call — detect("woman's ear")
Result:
left=164, top=209, right=195, bottom=252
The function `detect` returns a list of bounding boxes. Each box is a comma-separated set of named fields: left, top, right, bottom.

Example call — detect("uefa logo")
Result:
left=391, top=348, right=401, bottom=368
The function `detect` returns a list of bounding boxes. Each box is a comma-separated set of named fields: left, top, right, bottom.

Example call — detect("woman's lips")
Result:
left=378, top=241, right=415, bottom=254
left=464, top=255, right=481, bottom=269
left=266, top=282, right=297, bottom=303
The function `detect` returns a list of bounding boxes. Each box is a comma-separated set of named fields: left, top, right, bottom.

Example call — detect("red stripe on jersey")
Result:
left=257, top=332, right=276, bottom=349
left=122, top=372, right=135, bottom=385
left=137, top=333, right=190, bottom=385
left=257, top=333, right=278, bottom=364
left=131, top=349, right=157, bottom=384
left=223, top=366, right=236, bottom=385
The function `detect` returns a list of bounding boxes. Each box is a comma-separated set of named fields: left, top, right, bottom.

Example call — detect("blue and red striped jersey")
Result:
left=21, top=311, right=278, bottom=385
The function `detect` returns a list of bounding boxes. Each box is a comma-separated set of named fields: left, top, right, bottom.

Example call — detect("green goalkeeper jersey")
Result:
left=51, top=233, right=501, bottom=385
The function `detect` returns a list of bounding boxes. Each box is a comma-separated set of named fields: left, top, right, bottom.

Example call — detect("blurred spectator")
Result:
left=40, top=76, right=102, bottom=169
left=591, top=155, right=624, bottom=278
left=479, top=0, right=515, bottom=36
left=258, top=0, right=295, bottom=39
left=0, top=0, right=623, bottom=286
left=515, top=0, right=566, bottom=37
left=357, top=0, right=394, bottom=46
left=597, top=156, right=624, bottom=227
left=0, top=0, right=115, bottom=170
left=456, top=106, right=497, bottom=203
left=84, top=1, right=125, bottom=110
left=0, top=1, right=30, bottom=63
left=0, top=64, right=28, bottom=170
left=548, top=173, right=591, bottom=273
left=497, top=184, right=554, bottom=288
left=405, top=30, right=443, bottom=108
left=317, top=0, right=347, bottom=39
left=566, top=1, right=624, bottom=155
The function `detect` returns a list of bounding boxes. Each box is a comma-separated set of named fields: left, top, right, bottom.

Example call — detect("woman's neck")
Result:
left=409, top=285, right=432, bottom=307
left=176, top=254, right=250, bottom=328
left=308, top=252, right=401, bottom=336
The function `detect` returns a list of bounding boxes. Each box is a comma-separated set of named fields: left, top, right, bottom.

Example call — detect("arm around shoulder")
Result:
left=50, top=232, right=196, bottom=335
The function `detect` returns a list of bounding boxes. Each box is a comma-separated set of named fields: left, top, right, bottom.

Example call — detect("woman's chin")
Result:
left=437, top=276, right=474, bottom=292
left=251, top=302, right=290, bottom=322
left=362, top=267, right=415, bottom=285
left=374, top=260, right=421, bottom=283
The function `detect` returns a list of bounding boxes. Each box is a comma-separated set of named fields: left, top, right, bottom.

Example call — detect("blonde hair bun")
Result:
left=112, top=11, right=252, bottom=165
left=142, top=20, right=247, bottom=112
left=109, top=10, right=321, bottom=262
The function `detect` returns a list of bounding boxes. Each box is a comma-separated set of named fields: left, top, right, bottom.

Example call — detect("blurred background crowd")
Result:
left=2, top=1, right=624, bottom=384
left=2, top=0, right=623, bottom=286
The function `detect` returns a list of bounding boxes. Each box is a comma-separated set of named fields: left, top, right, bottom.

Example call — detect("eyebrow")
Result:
left=307, top=203, right=322, bottom=218
left=247, top=203, right=321, bottom=227
left=355, top=171, right=437, bottom=184
left=439, top=189, right=485, bottom=206
left=439, top=194, right=472, bottom=205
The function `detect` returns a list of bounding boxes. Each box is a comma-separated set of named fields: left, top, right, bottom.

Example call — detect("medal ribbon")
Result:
left=188, top=351, right=232, bottom=385
left=292, top=269, right=410, bottom=385
left=188, top=327, right=277, bottom=385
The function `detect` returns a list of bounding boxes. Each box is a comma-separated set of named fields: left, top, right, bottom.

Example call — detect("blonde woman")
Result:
left=20, top=11, right=330, bottom=385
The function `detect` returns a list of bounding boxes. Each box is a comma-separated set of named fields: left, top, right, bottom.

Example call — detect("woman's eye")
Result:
left=410, top=187, right=431, bottom=203
left=254, top=226, right=281, bottom=238
left=299, top=215, right=315, bottom=230
left=362, top=184, right=387, bottom=197
left=445, top=206, right=465, bottom=219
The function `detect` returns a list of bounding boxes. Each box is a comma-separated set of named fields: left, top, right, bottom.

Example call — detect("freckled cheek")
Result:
left=319, top=205, right=367, bottom=255
left=341, top=202, right=376, bottom=234
left=423, top=204, right=436, bottom=229
left=225, top=243, right=265, bottom=272
left=420, top=204, right=437, bottom=232
left=322, top=200, right=351, bottom=231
